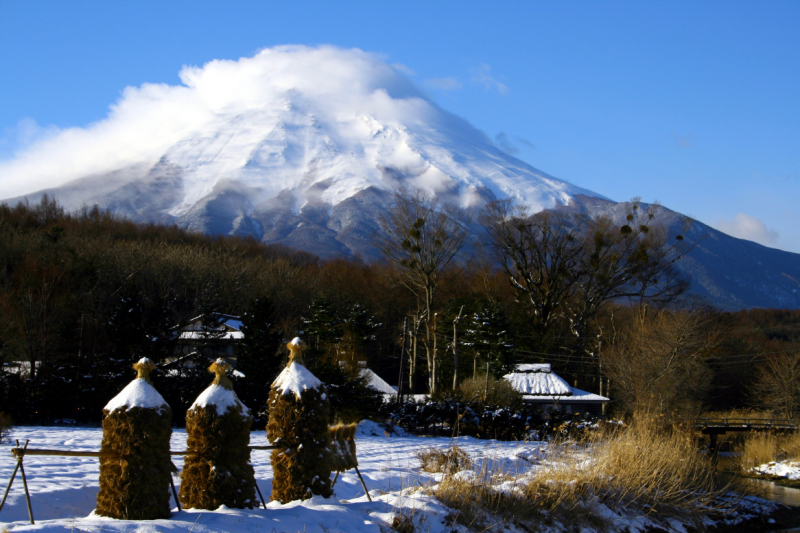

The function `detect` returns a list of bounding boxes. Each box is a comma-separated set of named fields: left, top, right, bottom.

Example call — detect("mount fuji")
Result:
left=3, top=46, right=799, bottom=310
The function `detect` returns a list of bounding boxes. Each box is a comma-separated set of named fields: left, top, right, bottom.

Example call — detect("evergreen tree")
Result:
left=236, top=297, right=283, bottom=425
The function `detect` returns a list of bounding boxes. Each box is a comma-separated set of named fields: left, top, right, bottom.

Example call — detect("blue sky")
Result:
left=1, top=0, right=798, bottom=252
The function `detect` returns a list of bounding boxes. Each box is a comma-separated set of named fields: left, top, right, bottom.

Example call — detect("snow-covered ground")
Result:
left=0, top=422, right=536, bottom=532
left=0, top=423, right=783, bottom=532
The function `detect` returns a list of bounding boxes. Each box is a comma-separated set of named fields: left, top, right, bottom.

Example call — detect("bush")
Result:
left=382, top=398, right=548, bottom=440
left=0, top=412, right=11, bottom=443
left=456, top=375, right=523, bottom=410
left=417, top=446, right=472, bottom=474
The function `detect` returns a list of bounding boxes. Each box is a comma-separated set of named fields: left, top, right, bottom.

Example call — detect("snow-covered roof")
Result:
left=360, top=368, right=397, bottom=395
left=272, top=361, right=322, bottom=399
left=504, top=367, right=572, bottom=396
left=104, top=378, right=169, bottom=413
left=191, top=384, right=249, bottom=416
left=515, top=363, right=552, bottom=373
left=522, top=387, right=609, bottom=404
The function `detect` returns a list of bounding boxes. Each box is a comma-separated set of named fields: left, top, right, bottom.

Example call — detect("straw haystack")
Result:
left=96, top=358, right=172, bottom=520
left=180, top=358, right=256, bottom=509
left=327, top=423, right=358, bottom=473
left=267, top=337, right=332, bottom=503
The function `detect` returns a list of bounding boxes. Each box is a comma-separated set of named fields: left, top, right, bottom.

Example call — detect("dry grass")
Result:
left=433, top=418, right=722, bottom=531
left=739, top=430, right=800, bottom=471
left=416, top=446, right=472, bottom=474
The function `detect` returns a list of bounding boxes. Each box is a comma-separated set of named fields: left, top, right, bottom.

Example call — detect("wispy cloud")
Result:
left=424, top=77, right=463, bottom=91
left=471, top=63, right=508, bottom=95
left=391, top=63, right=416, bottom=76
left=714, top=213, right=779, bottom=246
left=495, top=132, right=535, bottom=156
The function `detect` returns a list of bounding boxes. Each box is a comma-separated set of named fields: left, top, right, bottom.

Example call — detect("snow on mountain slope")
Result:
left=0, top=46, right=604, bottom=226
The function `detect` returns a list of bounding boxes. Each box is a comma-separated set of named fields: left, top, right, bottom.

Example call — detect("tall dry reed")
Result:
left=435, top=418, right=721, bottom=530
left=739, top=430, right=800, bottom=472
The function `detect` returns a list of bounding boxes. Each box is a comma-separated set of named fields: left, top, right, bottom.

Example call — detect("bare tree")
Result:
left=601, top=306, right=718, bottom=418
left=376, top=188, right=469, bottom=393
left=481, top=199, right=690, bottom=360
left=750, top=352, right=800, bottom=418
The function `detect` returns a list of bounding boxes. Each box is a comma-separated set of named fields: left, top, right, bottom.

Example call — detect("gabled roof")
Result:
left=360, top=368, right=397, bottom=395
left=176, top=313, right=244, bottom=340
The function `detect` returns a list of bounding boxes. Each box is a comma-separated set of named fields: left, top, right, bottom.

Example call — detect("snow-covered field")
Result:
left=0, top=423, right=784, bottom=533
left=0, top=423, right=542, bottom=532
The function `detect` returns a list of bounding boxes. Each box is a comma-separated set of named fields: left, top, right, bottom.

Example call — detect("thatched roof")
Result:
left=503, top=363, right=572, bottom=396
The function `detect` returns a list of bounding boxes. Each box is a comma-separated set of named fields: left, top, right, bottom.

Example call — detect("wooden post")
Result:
left=254, top=482, right=267, bottom=509
left=169, top=474, right=181, bottom=511
left=0, top=441, right=28, bottom=513
left=17, top=440, right=34, bottom=525
left=354, top=466, right=372, bottom=502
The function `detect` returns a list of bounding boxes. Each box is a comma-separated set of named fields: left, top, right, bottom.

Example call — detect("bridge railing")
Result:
left=678, top=418, right=799, bottom=429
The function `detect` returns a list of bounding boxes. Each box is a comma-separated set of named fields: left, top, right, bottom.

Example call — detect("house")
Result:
left=173, top=313, right=244, bottom=360
left=360, top=367, right=397, bottom=399
left=503, top=363, right=609, bottom=416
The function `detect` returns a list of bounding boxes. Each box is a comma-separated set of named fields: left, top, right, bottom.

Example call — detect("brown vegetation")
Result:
left=180, top=360, right=256, bottom=510
left=96, top=361, right=172, bottom=520
left=434, top=419, right=720, bottom=531
left=267, top=341, right=333, bottom=503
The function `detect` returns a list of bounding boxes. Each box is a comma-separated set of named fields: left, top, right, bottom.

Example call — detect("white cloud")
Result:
left=0, top=45, right=443, bottom=200
left=714, top=213, right=779, bottom=246
left=424, top=77, right=463, bottom=91
left=470, top=63, right=508, bottom=95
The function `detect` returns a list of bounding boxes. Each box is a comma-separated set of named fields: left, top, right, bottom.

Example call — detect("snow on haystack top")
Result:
left=104, top=377, right=168, bottom=412
left=137, top=357, right=151, bottom=365
left=289, top=337, right=303, bottom=346
left=503, top=365, right=572, bottom=396
left=272, top=361, right=322, bottom=399
left=191, top=384, right=249, bottom=416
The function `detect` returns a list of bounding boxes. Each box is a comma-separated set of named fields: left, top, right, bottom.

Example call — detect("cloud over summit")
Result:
left=0, top=46, right=444, bottom=200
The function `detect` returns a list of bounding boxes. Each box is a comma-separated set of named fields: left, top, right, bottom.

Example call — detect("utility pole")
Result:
left=452, top=305, right=464, bottom=391
left=397, top=317, right=408, bottom=403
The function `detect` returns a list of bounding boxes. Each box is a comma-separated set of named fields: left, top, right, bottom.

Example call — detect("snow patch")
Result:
left=190, top=384, right=250, bottom=416
left=272, top=361, right=322, bottom=398
left=103, top=378, right=168, bottom=412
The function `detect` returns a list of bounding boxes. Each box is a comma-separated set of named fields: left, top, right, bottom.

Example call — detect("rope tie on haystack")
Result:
left=134, top=358, right=156, bottom=383
left=209, top=358, right=233, bottom=390
left=287, top=338, right=306, bottom=366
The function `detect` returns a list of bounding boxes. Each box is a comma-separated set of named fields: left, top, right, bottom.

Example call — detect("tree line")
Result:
left=0, top=194, right=798, bottom=426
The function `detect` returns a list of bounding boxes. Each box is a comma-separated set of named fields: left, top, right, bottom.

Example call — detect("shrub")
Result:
left=457, top=375, right=523, bottom=410
left=417, top=446, right=472, bottom=474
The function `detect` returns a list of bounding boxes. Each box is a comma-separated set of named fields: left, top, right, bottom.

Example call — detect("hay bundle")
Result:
left=96, top=358, right=172, bottom=520
left=180, top=358, right=256, bottom=510
left=267, top=337, right=333, bottom=503
left=327, top=423, right=358, bottom=472
left=328, top=424, right=357, bottom=471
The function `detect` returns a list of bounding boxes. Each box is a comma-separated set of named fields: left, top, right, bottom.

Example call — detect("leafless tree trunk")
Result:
left=375, top=189, right=469, bottom=394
